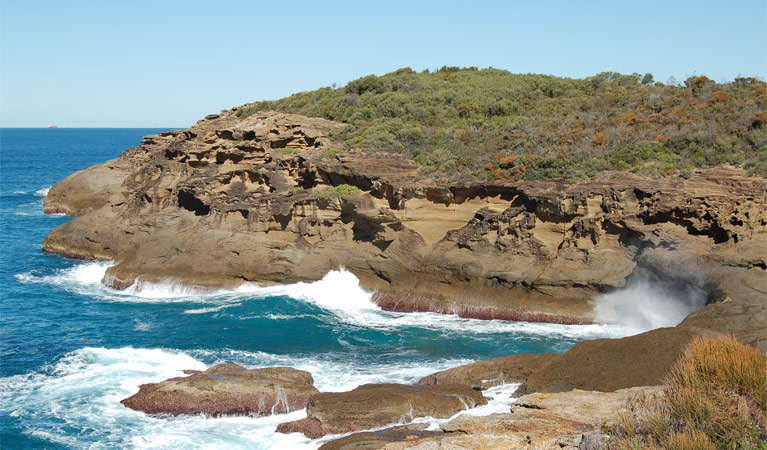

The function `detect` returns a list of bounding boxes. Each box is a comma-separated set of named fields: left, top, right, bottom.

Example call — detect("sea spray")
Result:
left=590, top=278, right=707, bottom=333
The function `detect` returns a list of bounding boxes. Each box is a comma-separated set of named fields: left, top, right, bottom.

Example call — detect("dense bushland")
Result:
left=237, top=68, right=767, bottom=182
left=608, top=335, right=766, bottom=449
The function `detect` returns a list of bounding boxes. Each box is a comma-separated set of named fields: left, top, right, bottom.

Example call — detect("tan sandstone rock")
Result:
left=276, top=383, right=487, bottom=438
left=416, top=352, right=561, bottom=390
left=41, top=110, right=767, bottom=326
left=321, top=387, right=663, bottom=449
left=120, top=363, right=318, bottom=417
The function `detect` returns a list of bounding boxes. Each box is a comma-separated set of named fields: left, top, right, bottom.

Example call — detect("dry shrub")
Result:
left=655, top=134, right=667, bottom=143
left=752, top=113, right=766, bottom=130
left=755, top=87, right=767, bottom=96
left=668, top=334, right=766, bottom=412
left=649, top=112, right=670, bottom=124
left=663, top=430, right=716, bottom=450
left=499, top=155, right=518, bottom=168
left=686, top=76, right=710, bottom=90
left=608, top=335, right=767, bottom=449
left=592, top=132, right=606, bottom=146
left=710, top=91, right=729, bottom=103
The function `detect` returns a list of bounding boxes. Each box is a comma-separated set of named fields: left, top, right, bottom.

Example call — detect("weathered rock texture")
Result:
left=320, top=387, right=664, bottom=450
left=120, top=363, right=318, bottom=417
left=416, top=352, right=560, bottom=390
left=516, top=326, right=698, bottom=395
left=42, top=109, right=767, bottom=324
left=276, top=383, right=487, bottom=438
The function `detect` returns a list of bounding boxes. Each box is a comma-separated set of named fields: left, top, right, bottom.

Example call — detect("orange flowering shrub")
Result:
left=591, top=132, right=606, bottom=146
left=710, top=91, right=729, bottom=103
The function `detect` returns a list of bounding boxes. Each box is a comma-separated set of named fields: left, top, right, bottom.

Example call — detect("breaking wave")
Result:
left=0, top=346, right=478, bottom=449
left=15, top=262, right=630, bottom=340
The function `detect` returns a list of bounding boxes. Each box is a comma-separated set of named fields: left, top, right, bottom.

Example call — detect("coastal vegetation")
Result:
left=608, top=335, right=767, bottom=449
left=238, top=68, right=767, bottom=182
left=311, top=183, right=362, bottom=198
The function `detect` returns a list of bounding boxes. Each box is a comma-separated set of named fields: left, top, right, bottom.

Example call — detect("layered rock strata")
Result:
left=42, top=109, right=767, bottom=322
left=120, top=363, right=318, bottom=417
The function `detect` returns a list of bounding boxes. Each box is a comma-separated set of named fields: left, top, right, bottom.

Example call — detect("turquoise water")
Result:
left=0, top=129, right=630, bottom=449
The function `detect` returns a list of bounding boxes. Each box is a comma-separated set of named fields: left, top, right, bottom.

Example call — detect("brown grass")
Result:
left=607, top=334, right=767, bottom=449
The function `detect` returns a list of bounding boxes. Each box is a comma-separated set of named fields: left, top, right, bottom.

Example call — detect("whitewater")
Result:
left=0, top=129, right=705, bottom=449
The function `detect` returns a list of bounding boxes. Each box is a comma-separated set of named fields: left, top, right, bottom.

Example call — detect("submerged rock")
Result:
left=120, top=363, right=319, bottom=417
left=276, top=383, right=487, bottom=438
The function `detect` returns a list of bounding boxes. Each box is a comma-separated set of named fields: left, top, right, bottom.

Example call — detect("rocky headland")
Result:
left=43, top=109, right=766, bottom=327
left=44, top=108, right=766, bottom=448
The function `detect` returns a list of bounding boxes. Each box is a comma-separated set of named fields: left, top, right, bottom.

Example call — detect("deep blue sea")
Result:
left=0, top=129, right=653, bottom=449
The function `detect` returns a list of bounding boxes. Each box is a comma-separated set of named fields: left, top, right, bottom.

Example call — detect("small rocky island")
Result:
left=42, top=69, right=766, bottom=448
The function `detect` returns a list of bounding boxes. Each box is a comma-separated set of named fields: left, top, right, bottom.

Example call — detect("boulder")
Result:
left=417, top=352, right=561, bottom=390
left=276, top=383, right=487, bottom=438
left=120, top=363, right=318, bottom=417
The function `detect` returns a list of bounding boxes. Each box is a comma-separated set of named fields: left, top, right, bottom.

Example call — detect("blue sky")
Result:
left=1, top=0, right=765, bottom=127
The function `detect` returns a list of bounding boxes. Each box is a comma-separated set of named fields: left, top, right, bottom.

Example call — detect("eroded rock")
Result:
left=120, top=363, right=318, bottom=417
left=41, top=109, right=767, bottom=327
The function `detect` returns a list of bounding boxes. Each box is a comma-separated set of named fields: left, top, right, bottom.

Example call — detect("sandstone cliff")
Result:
left=43, top=110, right=767, bottom=324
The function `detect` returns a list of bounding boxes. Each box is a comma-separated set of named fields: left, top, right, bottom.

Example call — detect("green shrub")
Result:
left=320, top=148, right=340, bottom=160
left=236, top=68, right=766, bottom=181
left=311, top=184, right=362, bottom=198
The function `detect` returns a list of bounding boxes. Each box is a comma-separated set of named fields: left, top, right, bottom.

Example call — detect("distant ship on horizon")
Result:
left=47, top=125, right=58, bottom=129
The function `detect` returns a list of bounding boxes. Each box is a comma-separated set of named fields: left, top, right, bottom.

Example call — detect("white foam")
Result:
left=16, top=263, right=630, bottom=340
left=34, top=186, right=51, bottom=197
left=0, top=347, right=477, bottom=449
left=183, top=303, right=242, bottom=314
left=125, top=279, right=215, bottom=299
left=590, top=279, right=707, bottom=333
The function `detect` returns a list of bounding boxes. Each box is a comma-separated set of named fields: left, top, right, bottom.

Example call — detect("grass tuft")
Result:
left=608, top=334, right=767, bottom=449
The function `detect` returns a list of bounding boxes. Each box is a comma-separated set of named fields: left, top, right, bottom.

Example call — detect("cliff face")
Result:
left=43, top=110, right=767, bottom=323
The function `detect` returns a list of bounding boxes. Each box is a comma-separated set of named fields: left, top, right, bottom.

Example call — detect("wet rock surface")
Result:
left=120, top=363, right=318, bottom=417
left=276, top=383, right=487, bottom=438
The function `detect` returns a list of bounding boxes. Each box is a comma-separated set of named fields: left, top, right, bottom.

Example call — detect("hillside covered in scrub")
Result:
left=237, top=67, right=766, bottom=182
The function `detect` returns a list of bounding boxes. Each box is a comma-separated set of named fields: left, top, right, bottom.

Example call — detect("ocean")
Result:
left=0, top=128, right=645, bottom=449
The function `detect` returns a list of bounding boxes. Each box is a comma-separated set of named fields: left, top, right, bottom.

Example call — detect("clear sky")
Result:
left=1, top=0, right=765, bottom=127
